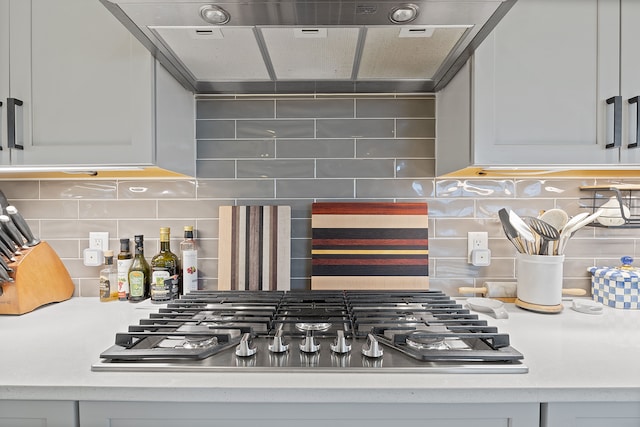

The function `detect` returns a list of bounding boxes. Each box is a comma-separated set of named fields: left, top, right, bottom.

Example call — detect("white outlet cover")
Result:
left=89, top=232, right=109, bottom=251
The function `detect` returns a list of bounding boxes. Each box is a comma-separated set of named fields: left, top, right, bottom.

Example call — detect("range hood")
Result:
left=100, top=0, right=516, bottom=94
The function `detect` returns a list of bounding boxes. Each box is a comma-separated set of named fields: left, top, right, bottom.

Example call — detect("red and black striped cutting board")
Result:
left=311, top=202, right=429, bottom=290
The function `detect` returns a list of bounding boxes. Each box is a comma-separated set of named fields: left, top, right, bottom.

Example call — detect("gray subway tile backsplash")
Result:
left=395, top=159, right=436, bottom=178
left=197, top=99, right=274, bottom=119
left=356, top=138, right=435, bottom=158
left=197, top=139, right=275, bottom=159
left=237, top=159, right=315, bottom=178
left=356, top=178, right=434, bottom=198
left=276, top=179, right=355, bottom=199
left=4, top=94, right=638, bottom=298
left=355, top=98, right=435, bottom=118
left=395, top=119, right=436, bottom=138
left=316, top=119, right=395, bottom=138
left=236, top=120, right=315, bottom=139
left=316, top=159, right=395, bottom=178
left=196, top=179, right=275, bottom=199
left=196, top=160, right=236, bottom=179
left=196, top=120, right=235, bottom=139
left=276, top=99, right=354, bottom=118
left=276, top=139, right=355, bottom=159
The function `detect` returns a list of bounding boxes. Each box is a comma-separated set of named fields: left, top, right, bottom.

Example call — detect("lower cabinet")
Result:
left=6, top=399, right=639, bottom=426
left=79, top=401, right=539, bottom=427
left=542, top=402, right=640, bottom=427
left=0, top=400, right=78, bottom=427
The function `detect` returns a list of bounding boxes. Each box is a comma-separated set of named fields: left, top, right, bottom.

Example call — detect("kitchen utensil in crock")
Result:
left=539, top=209, right=568, bottom=232
left=524, top=216, right=559, bottom=255
left=466, top=297, right=509, bottom=319
left=557, top=209, right=603, bottom=254
left=555, top=212, right=588, bottom=254
left=508, top=210, right=535, bottom=254
left=498, top=208, right=525, bottom=253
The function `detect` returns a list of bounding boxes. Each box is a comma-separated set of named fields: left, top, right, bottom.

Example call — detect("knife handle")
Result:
left=0, top=228, right=19, bottom=255
left=6, top=206, right=40, bottom=246
left=0, top=215, right=25, bottom=248
left=0, top=255, right=12, bottom=273
left=0, top=263, right=13, bottom=283
left=0, top=237, right=16, bottom=261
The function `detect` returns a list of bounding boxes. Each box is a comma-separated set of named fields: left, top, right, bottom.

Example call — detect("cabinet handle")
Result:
left=7, top=98, right=24, bottom=150
left=628, top=96, right=639, bottom=149
left=606, top=96, right=622, bottom=149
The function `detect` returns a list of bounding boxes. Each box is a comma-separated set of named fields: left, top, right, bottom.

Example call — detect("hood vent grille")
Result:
left=100, top=0, right=517, bottom=94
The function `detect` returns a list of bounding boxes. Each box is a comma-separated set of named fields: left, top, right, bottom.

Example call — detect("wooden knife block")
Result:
left=0, top=241, right=75, bottom=315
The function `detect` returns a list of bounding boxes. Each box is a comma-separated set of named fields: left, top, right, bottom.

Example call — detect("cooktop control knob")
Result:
left=330, top=330, right=351, bottom=354
left=362, top=334, right=384, bottom=358
left=268, top=330, right=289, bottom=353
left=299, top=331, right=320, bottom=353
left=235, top=333, right=257, bottom=357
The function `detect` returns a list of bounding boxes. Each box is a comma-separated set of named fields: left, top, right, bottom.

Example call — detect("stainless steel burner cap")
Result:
left=295, top=322, right=332, bottom=332
left=182, top=337, right=218, bottom=349
left=405, top=331, right=450, bottom=351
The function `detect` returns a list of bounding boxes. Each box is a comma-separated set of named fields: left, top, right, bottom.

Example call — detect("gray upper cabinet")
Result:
left=0, top=1, right=9, bottom=165
left=619, top=0, right=640, bottom=163
left=471, top=0, right=640, bottom=167
left=1, top=0, right=195, bottom=174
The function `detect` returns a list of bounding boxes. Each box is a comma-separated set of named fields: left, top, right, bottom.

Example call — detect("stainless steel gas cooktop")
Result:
left=92, top=290, right=527, bottom=373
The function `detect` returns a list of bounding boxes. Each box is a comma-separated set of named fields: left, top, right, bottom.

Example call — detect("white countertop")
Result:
left=1, top=296, right=639, bottom=404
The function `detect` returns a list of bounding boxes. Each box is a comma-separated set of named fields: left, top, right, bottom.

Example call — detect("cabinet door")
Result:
left=620, top=0, right=640, bottom=163
left=543, top=402, right=640, bottom=427
left=0, top=0, right=11, bottom=165
left=473, top=0, right=619, bottom=166
left=8, top=0, right=154, bottom=166
left=80, top=401, right=539, bottom=427
left=0, top=400, right=78, bottom=427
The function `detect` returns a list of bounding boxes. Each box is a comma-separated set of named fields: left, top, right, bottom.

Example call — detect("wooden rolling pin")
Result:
left=459, top=282, right=587, bottom=303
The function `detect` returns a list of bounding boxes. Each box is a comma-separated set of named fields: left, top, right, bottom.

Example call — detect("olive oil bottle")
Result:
left=150, top=227, right=179, bottom=303
left=128, top=235, right=150, bottom=302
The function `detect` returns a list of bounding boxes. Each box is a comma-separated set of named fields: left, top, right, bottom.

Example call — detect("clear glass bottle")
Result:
left=150, top=227, right=179, bottom=303
left=128, top=235, right=150, bottom=303
left=99, top=250, right=118, bottom=302
left=180, top=225, right=198, bottom=294
left=117, top=238, right=133, bottom=301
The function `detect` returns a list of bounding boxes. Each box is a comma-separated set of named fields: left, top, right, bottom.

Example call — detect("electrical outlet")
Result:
left=83, top=248, right=103, bottom=266
left=468, top=231, right=491, bottom=266
left=89, top=232, right=109, bottom=251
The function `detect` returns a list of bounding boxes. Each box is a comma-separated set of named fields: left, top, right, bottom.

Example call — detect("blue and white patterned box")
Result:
left=588, top=257, right=640, bottom=309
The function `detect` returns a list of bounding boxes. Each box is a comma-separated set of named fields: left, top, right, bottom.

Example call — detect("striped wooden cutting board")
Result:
left=311, top=202, right=429, bottom=290
left=218, top=205, right=291, bottom=291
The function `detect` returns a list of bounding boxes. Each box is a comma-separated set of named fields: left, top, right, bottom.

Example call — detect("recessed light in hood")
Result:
left=389, top=4, right=419, bottom=24
left=199, top=5, right=230, bottom=25
left=100, top=0, right=517, bottom=94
